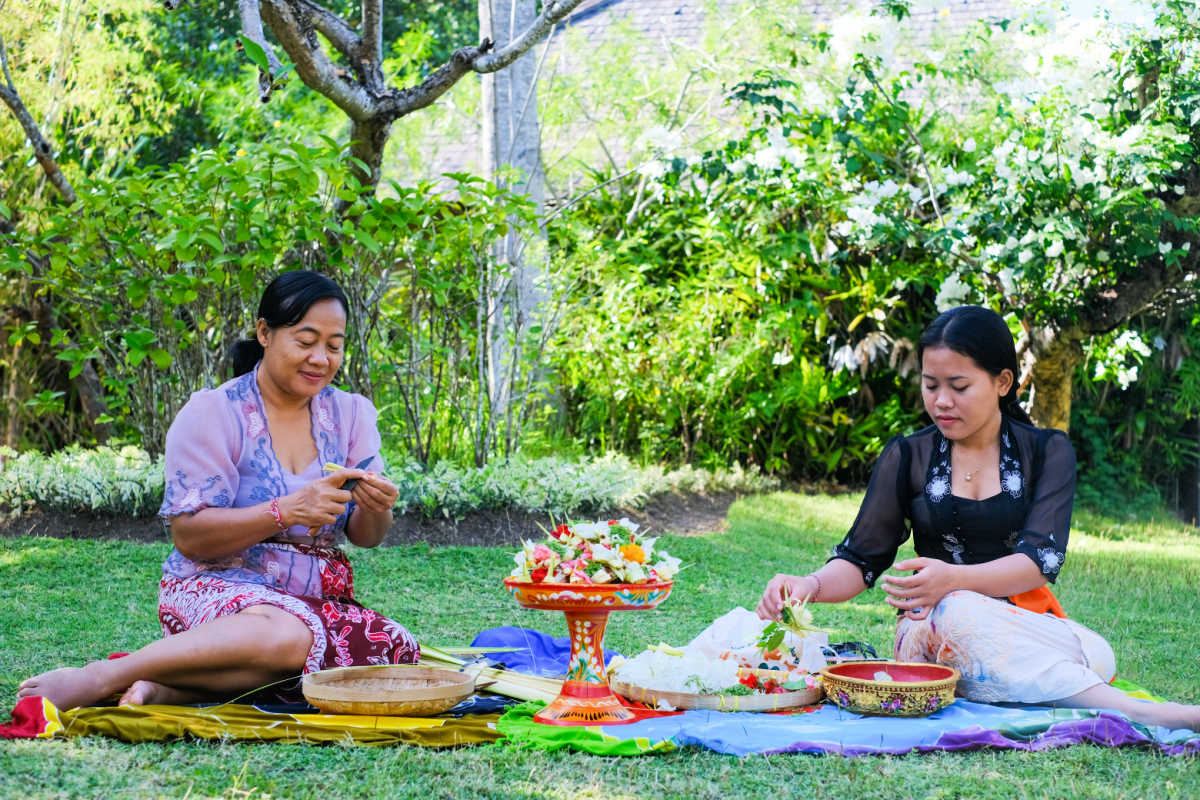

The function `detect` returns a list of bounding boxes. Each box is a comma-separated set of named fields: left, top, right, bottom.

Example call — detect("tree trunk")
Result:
left=1181, top=416, right=1199, bottom=526
left=478, top=0, right=548, bottom=458
left=342, top=117, right=393, bottom=212
left=1025, top=326, right=1084, bottom=433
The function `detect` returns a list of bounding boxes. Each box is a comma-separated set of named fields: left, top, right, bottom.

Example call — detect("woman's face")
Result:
left=921, top=346, right=1012, bottom=442
left=257, top=298, right=347, bottom=399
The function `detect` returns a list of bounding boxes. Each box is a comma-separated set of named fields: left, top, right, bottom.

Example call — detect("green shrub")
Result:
left=0, top=445, right=164, bottom=517
left=0, top=446, right=777, bottom=521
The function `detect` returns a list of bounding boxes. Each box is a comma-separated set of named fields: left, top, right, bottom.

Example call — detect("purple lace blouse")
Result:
left=157, top=365, right=383, bottom=596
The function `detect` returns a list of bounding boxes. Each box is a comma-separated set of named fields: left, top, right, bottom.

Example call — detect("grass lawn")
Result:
left=1, top=492, right=1198, bottom=799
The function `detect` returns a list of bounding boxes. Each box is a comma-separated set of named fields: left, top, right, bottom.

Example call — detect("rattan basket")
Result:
left=302, top=665, right=475, bottom=716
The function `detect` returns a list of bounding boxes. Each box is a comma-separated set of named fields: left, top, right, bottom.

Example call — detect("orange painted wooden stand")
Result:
left=503, top=577, right=673, bottom=726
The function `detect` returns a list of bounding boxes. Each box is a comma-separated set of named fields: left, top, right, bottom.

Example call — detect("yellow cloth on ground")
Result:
left=36, top=700, right=501, bottom=747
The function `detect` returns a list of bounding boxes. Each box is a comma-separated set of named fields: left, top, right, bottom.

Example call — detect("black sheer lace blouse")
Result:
left=831, top=418, right=1076, bottom=588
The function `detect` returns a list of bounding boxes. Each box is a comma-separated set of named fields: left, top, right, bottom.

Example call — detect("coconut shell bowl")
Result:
left=503, top=577, right=673, bottom=726
left=820, top=661, right=960, bottom=717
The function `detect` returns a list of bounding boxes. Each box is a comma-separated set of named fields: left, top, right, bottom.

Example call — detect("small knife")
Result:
left=337, top=456, right=375, bottom=491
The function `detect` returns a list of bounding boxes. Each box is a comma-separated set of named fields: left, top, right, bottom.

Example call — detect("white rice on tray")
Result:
left=608, top=607, right=828, bottom=695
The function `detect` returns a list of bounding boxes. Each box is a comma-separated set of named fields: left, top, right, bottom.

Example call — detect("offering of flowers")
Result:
left=509, top=519, right=681, bottom=585
left=608, top=607, right=827, bottom=703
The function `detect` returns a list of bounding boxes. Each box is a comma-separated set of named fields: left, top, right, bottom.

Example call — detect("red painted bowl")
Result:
left=820, top=661, right=959, bottom=717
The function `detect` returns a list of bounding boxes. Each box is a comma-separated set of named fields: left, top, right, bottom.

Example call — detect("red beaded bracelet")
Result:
left=269, top=497, right=287, bottom=531
left=805, top=573, right=822, bottom=602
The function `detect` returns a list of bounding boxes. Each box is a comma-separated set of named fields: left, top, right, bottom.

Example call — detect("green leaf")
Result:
left=354, top=228, right=382, bottom=254
left=198, top=232, right=224, bottom=252
left=123, top=330, right=157, bottom=351
left=240, top=35, right=271, bottom=73
left=149, top=348, right=172, bottom=370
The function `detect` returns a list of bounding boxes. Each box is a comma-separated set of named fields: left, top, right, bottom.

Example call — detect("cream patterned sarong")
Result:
left=894, top=590, right=1115, bottom=703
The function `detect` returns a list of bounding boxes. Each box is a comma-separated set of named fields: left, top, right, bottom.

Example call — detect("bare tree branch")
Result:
left=293, top=0, right=360, bottom=60
left=362, top=0, right=383, bottom=66
left=384, top=41, right=494, bottom=119
left=471, top=0, right=586, bottom=73
left=238, top=0, right=285, bottom=101
left=0, top=34, right=77, bottom=206
left=261, top=0, right=377, bottom=120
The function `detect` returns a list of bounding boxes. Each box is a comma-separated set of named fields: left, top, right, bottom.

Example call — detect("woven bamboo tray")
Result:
left=611, top=669, right=823, bottom=712
left=302, top=665, right=475, bottom=716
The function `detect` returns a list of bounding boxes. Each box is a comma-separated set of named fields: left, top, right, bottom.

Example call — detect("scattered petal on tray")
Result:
left=509, top=518, right=681, bottom=584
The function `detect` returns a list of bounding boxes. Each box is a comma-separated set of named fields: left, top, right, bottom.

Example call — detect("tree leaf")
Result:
left=240, top=35, right=271, bottom=73
left=149, top=348, right=172, bottom=370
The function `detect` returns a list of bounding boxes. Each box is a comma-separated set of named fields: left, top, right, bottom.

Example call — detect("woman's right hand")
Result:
left=279, top=468, right=365, bottom=533
left=757, top=573, right=818, bottom=620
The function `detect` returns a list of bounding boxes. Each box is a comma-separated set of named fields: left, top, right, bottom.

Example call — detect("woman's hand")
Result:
left=349, top=471, right=399, bottom=514
left=879, top=558, right=961, bottom=620
left=280, top=469, right=363, bottom=533
left=756, top=573, right=818, bottom=620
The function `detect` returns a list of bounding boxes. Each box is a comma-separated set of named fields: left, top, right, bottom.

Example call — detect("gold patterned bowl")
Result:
left=819, top=661, right=959, bottom=717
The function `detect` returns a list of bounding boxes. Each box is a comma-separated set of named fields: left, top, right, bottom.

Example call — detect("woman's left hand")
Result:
left=879, top=558, right=961, bottom=621
left=350, top=471, right=399, bottom=515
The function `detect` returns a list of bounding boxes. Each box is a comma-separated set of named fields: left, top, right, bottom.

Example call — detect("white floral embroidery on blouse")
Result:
left=942, top=534, right=966, bottom=564
left=927, top=476, right=950, bottom=502
left=1037, top=547, right=1063, bottom=574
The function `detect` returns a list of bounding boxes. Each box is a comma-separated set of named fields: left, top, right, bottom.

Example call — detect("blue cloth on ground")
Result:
left=469, top=626, right=621, bottom=677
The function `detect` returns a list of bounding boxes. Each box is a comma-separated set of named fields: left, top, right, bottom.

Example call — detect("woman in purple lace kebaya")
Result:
left=19, top=271, right=418, bottom=710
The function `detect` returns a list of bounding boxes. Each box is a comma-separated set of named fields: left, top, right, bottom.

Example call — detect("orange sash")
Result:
left=1009, top=586, right=1066, bottom=618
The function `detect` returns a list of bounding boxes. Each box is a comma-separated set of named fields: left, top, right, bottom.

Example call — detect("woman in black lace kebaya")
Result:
left=758, top=306, right=1200, bottom=732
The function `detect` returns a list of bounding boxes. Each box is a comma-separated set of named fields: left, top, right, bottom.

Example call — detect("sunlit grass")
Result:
left=2, top=493, right=1198, bottom=799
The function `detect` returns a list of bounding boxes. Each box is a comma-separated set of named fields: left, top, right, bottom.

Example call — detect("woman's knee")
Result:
left=929, top=590, right=988, bottom=624
left=239, top=605, right=313, bottom=668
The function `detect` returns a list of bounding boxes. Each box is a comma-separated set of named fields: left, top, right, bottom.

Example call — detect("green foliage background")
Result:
left=0, top=0, right=1197, bottom=516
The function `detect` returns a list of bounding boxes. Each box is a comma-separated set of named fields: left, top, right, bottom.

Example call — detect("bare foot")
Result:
left=17, top=665, right=113, bottom=711
left=119, top=680, right=207, bottom=706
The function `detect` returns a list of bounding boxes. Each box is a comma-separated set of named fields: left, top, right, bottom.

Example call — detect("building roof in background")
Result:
left=412, top=0, right=1018, bottom=184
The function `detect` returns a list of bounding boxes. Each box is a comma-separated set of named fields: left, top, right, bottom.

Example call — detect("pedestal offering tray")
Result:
left=820, top=661, right=959, bottom=717
left=302, top=664, right=474, bottom=716
left=503, top=577, right=673, bottom=725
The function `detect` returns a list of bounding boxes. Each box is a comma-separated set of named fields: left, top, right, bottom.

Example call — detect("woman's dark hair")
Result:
left=231, top=271, right=350, bottom=376
left=917, top=305, right=1033, bottom=425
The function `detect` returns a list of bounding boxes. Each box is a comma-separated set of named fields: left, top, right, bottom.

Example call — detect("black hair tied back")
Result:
left=918, top=305, right=1034, bottom=426
left=231, top=270, right=351, bottom=377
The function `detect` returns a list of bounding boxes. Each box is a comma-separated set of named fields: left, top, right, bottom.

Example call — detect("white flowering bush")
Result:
left=553, top=0, right=1198, bottom=502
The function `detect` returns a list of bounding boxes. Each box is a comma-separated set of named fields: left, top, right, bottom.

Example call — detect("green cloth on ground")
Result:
left=495, top=702, right=675, bottom=755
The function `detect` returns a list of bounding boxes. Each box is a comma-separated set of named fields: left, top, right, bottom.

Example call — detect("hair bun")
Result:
left=231, top=338, right=265, bottom=377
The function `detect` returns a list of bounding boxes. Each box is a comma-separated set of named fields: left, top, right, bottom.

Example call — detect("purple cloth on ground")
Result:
left=469, top=626, right=621, bottom=677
